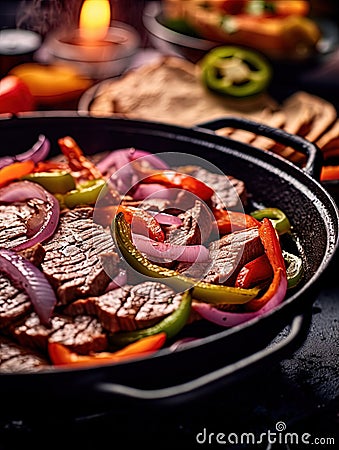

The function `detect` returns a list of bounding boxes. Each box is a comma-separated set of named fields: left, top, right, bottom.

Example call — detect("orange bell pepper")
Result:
left=212, top=208, right=260, bottom=235
left=320, top=165, right=339, bottom=181
left=48, top=332, right=167, bottom=367
left=0, top=159, right=35, bottom=188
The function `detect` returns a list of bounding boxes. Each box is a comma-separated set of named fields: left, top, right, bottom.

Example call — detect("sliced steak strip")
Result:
left=17, top=243, right=46, bottom=267
left=0, top=200, right=44, bottom=250
left=166, top=200, right=213, bottom=247
left=65, top=281, right=183, bottom=333
left=41, top=207, right=120, bottom=305
left=0, top=274, right=32, bottom=329
left=11, top=312, right=108, bottom=355
left=0, top=337, right=49, bottom=373
left=176, top=166, right=247, bottom=211
left=203, top=227, right=264, bottom=285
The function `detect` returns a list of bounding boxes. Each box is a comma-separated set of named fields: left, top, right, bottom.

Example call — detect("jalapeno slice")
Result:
left=250, top=207, right=291, bottom=235
left=283, top=250, right=304, bottom=289
left=200, top=45, right=272, bottom=97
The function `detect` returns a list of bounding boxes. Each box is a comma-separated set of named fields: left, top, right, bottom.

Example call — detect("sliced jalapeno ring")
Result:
left=250, top=207, right=291, bottom=235
left=200, top=45, right=272, bottom=97
left=283, top=250, right=303, bottom=289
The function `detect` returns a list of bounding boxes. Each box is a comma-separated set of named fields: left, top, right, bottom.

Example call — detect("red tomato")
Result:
left=0, top=75, right=35, bottom=114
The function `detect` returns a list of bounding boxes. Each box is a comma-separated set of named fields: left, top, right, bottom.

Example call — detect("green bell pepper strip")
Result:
left=22, top=171, right=76, bottom=194
left=200, top=46, right=272, bottom=97
left=283, top=250, right=303, bottom=289
left=63, top=179, right=105, bottom=208
left=250, top=207, right=291, bottom=235
left=112, top=212, right=260, bottom=304
left=110, top=288, right=192, bottom=347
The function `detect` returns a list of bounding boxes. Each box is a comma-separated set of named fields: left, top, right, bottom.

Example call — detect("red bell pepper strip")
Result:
left=192, top=218, right=288, bottom=327
left=140, top=170, right=214, bottom=201
left=58, top=136, right=102, bottom=181
left=33, top=161, right=69, bottom=173
left=245, top=218, right=287, bottom=311
left=0, top=159, right=35, bottom=188
left=235, top=253, right=273, bottom=289
left=96, top=204, right=165, bottom=242
left=212, top=208, right=260, bottom=235
left=48, top=332, right=167, bottom=367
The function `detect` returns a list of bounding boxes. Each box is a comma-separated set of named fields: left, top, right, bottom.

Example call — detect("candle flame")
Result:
left=79, top=0, right=111, bottom=43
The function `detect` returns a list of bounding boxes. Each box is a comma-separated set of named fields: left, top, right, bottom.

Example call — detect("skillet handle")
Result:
left=194, top=117, right=323, bottom=179
left=95, top=312, right=311, bottom=405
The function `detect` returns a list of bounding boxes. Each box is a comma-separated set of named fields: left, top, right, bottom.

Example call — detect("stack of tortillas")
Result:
left=87, top=56, right=338, bottom=167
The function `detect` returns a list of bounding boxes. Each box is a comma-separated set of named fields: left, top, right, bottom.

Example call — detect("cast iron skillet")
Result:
left=0, top=112, right=338, bottom=416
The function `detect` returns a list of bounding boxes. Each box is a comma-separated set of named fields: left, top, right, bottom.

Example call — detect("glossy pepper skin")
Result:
left=212, top=208, right=260, bottom=235
left=112, top=212, right=260, bottom=304
left=95, top=204, right=165, bottom=242
left=245, top=218, right=287, bottom=311
left=110, top=289, right=192, bottom=347
left=140, top=170, right=214, bottom=202
left=200, top=46, right=272, bottom=97
left=63, top=179, right=105, bottom=208
left=48, top=332, right=167, bottom=367
left=250, top=207, right=291, bottom=235
left=22, top=170, right=76, bottom=194
left=0, top=160, right=35, bottom=188
left=235, top=253, right=273, bottom=289
left=58, top=136, right=102, bottom=181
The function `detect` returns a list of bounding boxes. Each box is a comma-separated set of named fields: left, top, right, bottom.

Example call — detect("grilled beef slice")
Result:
left=0, top=337, right=49, bottom=373
left=11, top=312, right=108, bottom=355
left=166, top=200, right=213, bottom=246
left=41, top=207, right=120, bottom=305
left=201, top=227, right=263, bottom=285
left=17, top=243, right=46, bottom=267
left=0, top=274, right=32, bottom=329
left=0, top=200, right=45, bottom=250
left=65, top=281, right=183, bottom=332
left=176, top=166, right=247, bottom=211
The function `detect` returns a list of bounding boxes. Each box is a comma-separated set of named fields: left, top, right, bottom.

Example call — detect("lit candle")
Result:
left=44, top=0, right=140, bottom=80
left=79, top=0, right=111, bottom=43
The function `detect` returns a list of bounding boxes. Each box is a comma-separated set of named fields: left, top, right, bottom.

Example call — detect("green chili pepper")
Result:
left=283, top=250, right=303, bottom=289
left=250, top=207, right=291, bottom=235
left=22, top=171, right=76, bottom=194
left=110, top=288, right=192, bottom=347
left=200, top=46, right=272, bottom=98
left=63, top=179, right=105, bottom=208
left=112, top=213, right=260, bottom=304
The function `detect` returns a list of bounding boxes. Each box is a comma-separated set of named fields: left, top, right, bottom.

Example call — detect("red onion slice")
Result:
left=0, top=181, right=60, bottom=251
left=0, top=248, right=57, bottom=325
left=151, top=212, right=183, bottom=226
left=0, top=134, right=50, bottom=169
left=192, top=269, right=287, bottom=327
left=97, top=148, right=169, bottom=174
left=132, top=233, right=210, bottom=263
